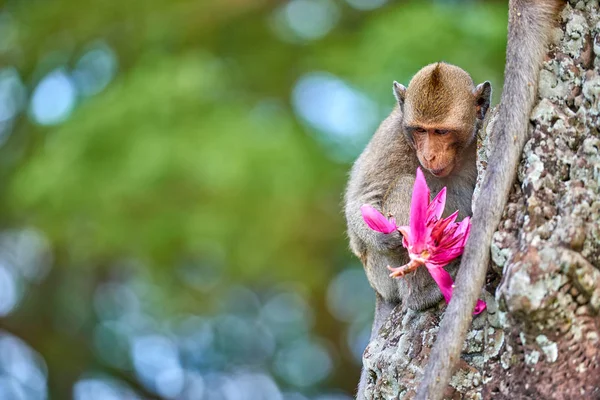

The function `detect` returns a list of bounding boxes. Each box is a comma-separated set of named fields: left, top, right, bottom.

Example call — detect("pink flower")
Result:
left=361, top=168, right=486, bottom=315
left=360, top=204, right=398, bottom=234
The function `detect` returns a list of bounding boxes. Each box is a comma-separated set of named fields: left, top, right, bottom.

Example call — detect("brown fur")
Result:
left=345, top=63, right=491, bottom=399
left=405, top=63, right=475, bottom=127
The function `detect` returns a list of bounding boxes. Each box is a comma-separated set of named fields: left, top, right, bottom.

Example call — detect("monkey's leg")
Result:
left=356, top=293, right=397, bottom=400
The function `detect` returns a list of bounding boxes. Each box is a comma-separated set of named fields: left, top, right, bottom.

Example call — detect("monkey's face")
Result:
left=409, top=126, right=462, bottom=177
left=397, top=62, right=491, bottom=178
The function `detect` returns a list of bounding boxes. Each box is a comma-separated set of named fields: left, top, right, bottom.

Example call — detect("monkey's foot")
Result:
left=387, top=259, right=423, bottom=278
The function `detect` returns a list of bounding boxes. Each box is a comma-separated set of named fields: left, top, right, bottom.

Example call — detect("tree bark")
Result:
left=362, top=1, right=600, bottom=398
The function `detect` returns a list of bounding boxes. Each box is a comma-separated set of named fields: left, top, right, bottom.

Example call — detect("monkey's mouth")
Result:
left=429, top=165, right=453, bottom=177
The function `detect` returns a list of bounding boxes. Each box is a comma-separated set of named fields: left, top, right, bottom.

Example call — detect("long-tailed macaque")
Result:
left=344, top=62, right=491, bottom=398
left=416, top=1, right=565, bottom=399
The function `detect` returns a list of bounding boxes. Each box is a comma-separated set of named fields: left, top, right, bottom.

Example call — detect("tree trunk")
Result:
left=362, top=1, right=600, bottom=398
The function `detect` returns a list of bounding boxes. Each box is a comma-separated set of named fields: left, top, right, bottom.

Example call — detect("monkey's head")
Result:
left=393, top=62, right=491, bottom=178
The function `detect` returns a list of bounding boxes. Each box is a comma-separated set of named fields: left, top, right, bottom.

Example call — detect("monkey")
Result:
left=344, top=62, right=491, bottom=398
left=415, top=1, right=565, bottom=399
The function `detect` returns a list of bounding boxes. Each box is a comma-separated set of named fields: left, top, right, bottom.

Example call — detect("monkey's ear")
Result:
left=473, top=81, right=492, bottom=120
left=393, top=81, right=406, bottom=107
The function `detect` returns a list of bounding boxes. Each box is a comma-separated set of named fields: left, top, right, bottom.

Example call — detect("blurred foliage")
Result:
left=0, top=0, right=508, bottom=399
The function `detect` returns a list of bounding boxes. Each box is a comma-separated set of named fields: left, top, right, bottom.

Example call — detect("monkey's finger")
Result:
left=387, top=264, right=416, bottom=278
left=386, top=265, right=403, bottom=277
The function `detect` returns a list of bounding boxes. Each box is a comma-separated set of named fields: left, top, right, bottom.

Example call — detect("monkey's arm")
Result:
left=345, top=166, right=404, bottom=257
left=415, top=1, right=564, bottom=399
left=344, top=110, right=411, bottom=257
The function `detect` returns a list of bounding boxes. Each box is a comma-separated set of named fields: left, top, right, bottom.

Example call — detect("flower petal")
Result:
left=435, top=233, right=466, bottom=254
left=455, top=217, right=471, bottom=246
left=426, top=265, right=454, bottom=304
left=433, top=216, right=471, bottom=252
left=434, top=218, right=470, bottom=251
left=441, top=210, right=460, bottom=226
left=427, top=187, right=447, bottom=223
left=430, top=210, right=460, bottom=242
left=361, top=204, right=398, bottom=234
left=474, top=299, right=487, bottom=315
left=427, top=247, right=464, bottom=266
left=409, top=168, right=430, bottom=252
left=427, top=265, right=487, bottom=315
left=397, top=226, right=411, bottom=248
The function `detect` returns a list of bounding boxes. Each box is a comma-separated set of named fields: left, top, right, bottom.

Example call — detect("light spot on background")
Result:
left=327, top=268, right=373, bottom=364
left=94, top=282, right=140, bottom=321
left=131, top=335, right=184, bottom=399
left=0, top=228, right=52, bottom=284
left=315, top=394, right=353, bottom=400
left=283, top=393, right=310, bottom=400
left=213, top=315, right=276, bottom=364
left=201, top=373, right=232, bottom=400
left=0, top=68, right=26, bottom=122
left=177, top=371, right=205, bottom=400
left=261, top=291, right=313, bottom=340
left=220, top=372, right=282, bottom=400
left=217, top=285, right=261, bottom=316
left=346, top=319, right=371, bottom=364
left=0, top=333, right=48, bottom=400
left=292, top=73, right=379, bottom=159
left=176, top=316, right=216, bottom=369
left=274, top=338, right=332, bottom=387
left=345, top=0, right=387, bottom=11
left=72, top=42, right=118, bottom=97
left=73, top=377, right=140, bottom=400
left=271, top=0, right=340, bottom=43
left=326, top=268, right=374, bottom=323
left=0, top=67, right=26, bottom=145
left=0, top=376, right=27, bottom=400
left=93, top=321, right=130, bottom=368
left=29, top=68, right=77, bottom=126
left=0, top=264, right=19, bottom=317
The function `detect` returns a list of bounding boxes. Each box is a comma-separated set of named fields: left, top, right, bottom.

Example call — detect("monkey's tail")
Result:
left=415, top=1, right=564, bottom=399
left=494, top=0, right=563, bottom=165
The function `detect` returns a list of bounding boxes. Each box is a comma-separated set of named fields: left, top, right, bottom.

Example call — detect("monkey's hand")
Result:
left=387, top=259, right=421, bottom=277
left=376, top=230, right=405, bottom=252
left=347, top=205, right=406, bottom=257
left=356, top=204, right=406, bottom=253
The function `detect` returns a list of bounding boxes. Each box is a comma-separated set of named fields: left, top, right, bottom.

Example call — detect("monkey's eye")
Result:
left=435, top=129, right=450, bottom=135
left=415, top=128, right=427, bottom=134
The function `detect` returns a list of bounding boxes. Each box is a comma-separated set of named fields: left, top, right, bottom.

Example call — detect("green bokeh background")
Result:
left=0, top=0, right=508, bottom=398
